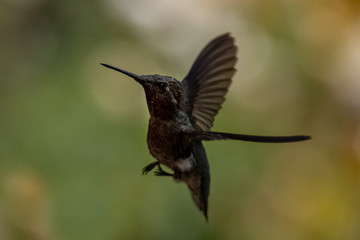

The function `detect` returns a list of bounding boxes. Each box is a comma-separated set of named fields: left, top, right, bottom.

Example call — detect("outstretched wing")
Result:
left=182, top=33, right=237, bottom=131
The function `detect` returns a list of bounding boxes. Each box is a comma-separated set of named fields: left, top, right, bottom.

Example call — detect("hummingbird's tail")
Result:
left=189, top=131, right=311, bottom=143
left=185, top=174, right=209, bottom=221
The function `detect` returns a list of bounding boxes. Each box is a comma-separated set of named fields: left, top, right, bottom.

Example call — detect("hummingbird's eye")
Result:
left=158, top=82, right=167, bottom=91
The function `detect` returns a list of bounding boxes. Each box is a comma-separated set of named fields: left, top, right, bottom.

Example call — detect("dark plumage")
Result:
left=101, top=33, right=310, bottom=220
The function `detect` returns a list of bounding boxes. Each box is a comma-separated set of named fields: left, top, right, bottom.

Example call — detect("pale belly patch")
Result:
left=176, top=154, right=195, bottom=172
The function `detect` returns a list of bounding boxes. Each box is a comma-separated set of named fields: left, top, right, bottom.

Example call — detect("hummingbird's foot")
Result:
left=142, top=161, right=159, bottom=175
left=154, top=164, right=173, bottom=176
left=154, top=169, right=173, bottom=177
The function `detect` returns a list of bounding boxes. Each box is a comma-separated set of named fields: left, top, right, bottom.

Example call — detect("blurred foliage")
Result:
left=1, top=0, right=360, bottom=239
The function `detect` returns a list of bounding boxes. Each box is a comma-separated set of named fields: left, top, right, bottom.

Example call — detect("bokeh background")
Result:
left=1, top=0, right=360, bottom=239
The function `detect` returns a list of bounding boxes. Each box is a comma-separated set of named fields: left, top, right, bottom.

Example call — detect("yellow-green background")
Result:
left=1, top=0, right=360, bottom=239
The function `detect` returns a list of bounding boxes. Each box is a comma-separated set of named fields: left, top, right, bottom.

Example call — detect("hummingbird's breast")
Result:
left=147, top=111, right=193, bottom=169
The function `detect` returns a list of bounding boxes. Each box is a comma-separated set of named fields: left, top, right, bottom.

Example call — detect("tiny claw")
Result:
left=142, top=161, right=159, bottom=175
left=154, top=170, right=173, bottom=177
left=142, top=168, right=148, bottom=175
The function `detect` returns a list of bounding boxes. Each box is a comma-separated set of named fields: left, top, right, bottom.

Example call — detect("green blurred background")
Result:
left=1, top=0, right=360, bottom=239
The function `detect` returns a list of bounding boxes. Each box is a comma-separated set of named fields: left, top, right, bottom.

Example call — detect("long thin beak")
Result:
left=101, top=63, right=142, bottom=83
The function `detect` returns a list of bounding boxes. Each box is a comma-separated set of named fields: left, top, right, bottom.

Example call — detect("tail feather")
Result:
left=186, top=174, right=209, bottom=221
left=190, top=131, right=311, bottom=143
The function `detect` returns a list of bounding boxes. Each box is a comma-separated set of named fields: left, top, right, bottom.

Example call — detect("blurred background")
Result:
left=1, top=0, right=360, bottom=239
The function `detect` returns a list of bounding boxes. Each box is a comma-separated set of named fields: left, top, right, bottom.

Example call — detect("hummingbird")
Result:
left=101, top=33, right=310, bottom=220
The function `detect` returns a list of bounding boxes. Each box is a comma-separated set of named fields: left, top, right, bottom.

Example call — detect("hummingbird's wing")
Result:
left=182, top=33, right=237, bottom=131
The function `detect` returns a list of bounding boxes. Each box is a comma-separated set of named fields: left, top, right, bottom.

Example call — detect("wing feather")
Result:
left=182, top=33, right=237, bottom=130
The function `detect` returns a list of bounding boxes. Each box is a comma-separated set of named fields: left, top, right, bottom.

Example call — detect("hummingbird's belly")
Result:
left=147, top=131, right=180, bottom=168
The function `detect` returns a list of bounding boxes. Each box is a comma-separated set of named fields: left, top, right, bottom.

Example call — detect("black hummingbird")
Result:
left=101, top=33, right=310, bottom=220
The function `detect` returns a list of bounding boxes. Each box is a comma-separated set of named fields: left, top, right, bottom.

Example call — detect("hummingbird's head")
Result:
left=101, top=63, right=185, bottom=119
